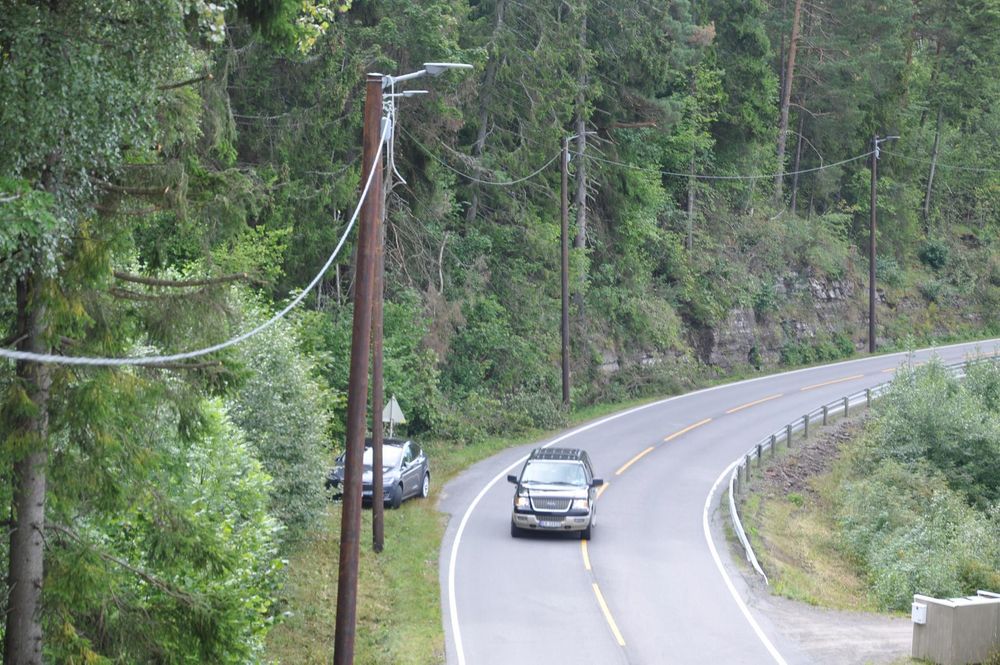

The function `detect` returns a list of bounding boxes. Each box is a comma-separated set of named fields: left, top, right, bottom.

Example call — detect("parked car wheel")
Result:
left=390, top=482, right=403, bottom=509
left=420, top=472, right=430, bottom=499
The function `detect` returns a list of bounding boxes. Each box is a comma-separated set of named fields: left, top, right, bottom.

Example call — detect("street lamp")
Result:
left=869, top=134, right=899, bottom=353
left=382, top=61, right=473, bottom=88
left=334, top=60, right=470, bottom=665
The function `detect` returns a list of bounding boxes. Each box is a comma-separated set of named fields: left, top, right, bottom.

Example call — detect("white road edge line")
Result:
left=704, top=460, right=790, bottom=665
left=447, top=339, right=997, bottom=665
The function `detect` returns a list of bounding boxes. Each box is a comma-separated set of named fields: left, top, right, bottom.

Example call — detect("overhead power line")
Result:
left=401, top=127, right=560, bottom=186
left=0, top=123, right=390, bottom=367
left=585, top=150, right=876, bottom=181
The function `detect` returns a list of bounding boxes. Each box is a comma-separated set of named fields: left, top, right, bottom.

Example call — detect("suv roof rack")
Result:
left=529, top=447, right=585, bottom=461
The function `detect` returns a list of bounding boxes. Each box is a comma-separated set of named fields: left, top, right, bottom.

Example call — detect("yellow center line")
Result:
left=663, top=417, right=712, bottom=442
left=725, top=394, right=783, bottom=414
left=592, top=583, right=626, bottom=647
left=615, top=446, right=654, bottom=476
left=799, top=374, right=865, bottom=392
left=597, top=482, right=609, bottom=499
left=882, top=367, right=896, bottom=373
left=581, top=539, right=591, bottom=571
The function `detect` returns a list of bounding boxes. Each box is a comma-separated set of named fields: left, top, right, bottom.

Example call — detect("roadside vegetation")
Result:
left=5, top=0, right=1000, bottom=662
left=742, top=359, right=1000, bottom=615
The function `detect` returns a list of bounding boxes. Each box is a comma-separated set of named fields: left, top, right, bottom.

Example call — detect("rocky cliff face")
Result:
left=705, top=274, right=866, bottom=370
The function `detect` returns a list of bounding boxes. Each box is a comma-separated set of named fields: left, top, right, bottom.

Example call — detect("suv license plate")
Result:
left=538, top=520, right=561, bottom=528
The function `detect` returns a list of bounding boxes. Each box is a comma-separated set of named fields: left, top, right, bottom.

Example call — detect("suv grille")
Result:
left=531, top=497, right=571, bottom=511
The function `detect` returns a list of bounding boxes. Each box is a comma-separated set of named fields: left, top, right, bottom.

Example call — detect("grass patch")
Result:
left=266, top=501, right=446, bottom=665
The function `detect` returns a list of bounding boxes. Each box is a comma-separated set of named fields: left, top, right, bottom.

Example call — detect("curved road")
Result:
left=438, top=340, right=1000, bottom=665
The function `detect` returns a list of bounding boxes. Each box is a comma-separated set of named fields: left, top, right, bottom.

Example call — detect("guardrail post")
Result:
left=822, top=404, right=829, bottom=425
left=756, top=443, right=763, bottom=466
left=786, top=423, right=793, bottom=449
left=769, top=434, right=777, bottom=456
left=866, top=388, right=872, bottom=407
left=803, top=414, right=809, bottom=439
left=745, top=454, right=752, bottom=480
left=843, top=396, right=850, bottom=417
left=735, top=470, right=740, bottom=496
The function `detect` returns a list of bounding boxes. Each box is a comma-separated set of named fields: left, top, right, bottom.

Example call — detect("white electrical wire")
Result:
left=586, top=150, right=875, bottom=180
left=1, top=123, right=389, bottom=367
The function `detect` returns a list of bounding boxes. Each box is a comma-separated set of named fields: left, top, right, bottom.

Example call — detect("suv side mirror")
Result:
left=591, top=478, right=604, bottom=487
left=507, top=474, right=519, bottom=484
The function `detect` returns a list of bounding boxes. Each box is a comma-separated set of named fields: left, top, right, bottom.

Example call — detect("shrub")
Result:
left=228, top=297, right=331, bottom=548
left=838, top=461, right=1000, bottom=611
left=918, top=238, right=949, bottom=270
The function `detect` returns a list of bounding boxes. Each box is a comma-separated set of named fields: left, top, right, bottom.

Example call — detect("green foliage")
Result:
left=837, top=459, right=1000, bottom=611
left=31, top=385, right=281, bottom=663
left=779, top=332, right=855, bottom=366
left=862, top=360, right=1000, bottom=506
left=833, top=359, right=1000, bottom=611
left=226, top=293, right=331, bottom=547
left=918, top=237, right=949, bottom=270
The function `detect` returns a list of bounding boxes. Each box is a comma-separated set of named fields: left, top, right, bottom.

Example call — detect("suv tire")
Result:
left=580, top=522, right=592, bottom=540
left=510, top=520, right=522, bottom=538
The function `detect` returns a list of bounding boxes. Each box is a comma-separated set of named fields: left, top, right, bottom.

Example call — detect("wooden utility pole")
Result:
left=333, top=73, right=383, bottom=665
left=560, top=137, right=570, bottom=407
left=869, top=134, right=878, bottom=354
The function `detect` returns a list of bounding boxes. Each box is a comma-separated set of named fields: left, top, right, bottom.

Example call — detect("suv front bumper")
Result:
left=511, top=508, right=592, bottom=532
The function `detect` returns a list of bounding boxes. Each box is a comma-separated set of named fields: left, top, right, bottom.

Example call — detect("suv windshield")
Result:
left=521, top=461, right=586, bottom=485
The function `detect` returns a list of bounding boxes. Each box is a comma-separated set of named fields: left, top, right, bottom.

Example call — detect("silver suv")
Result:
left=507, top=448, right=603, bottom=539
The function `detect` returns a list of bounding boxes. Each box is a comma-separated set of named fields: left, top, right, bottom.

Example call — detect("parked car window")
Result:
left=402, top=444, right=415, bottom=466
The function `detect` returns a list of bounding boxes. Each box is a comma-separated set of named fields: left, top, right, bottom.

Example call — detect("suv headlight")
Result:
left=514, top=495, right=531, bottom=509
left=571, top=498, right=590, bottom=510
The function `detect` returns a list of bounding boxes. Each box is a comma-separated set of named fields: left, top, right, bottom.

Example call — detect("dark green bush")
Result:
left=918, top=238, right=949, bottom=270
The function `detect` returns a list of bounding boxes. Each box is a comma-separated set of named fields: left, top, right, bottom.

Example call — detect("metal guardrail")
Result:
left=727, top=357, right=972, bottom=584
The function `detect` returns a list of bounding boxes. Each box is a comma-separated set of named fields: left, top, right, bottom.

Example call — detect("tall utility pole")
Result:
left=868, top=134, right=878, bottom=354
left=868, top=134, right=899, bottom=354
left=560, top=137, right=570, bottom=407
left=333, top=73, right=383, bottom=665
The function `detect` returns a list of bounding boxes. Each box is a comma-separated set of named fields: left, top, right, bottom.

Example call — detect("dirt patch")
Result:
left=754, top=415, right=866, bottom=499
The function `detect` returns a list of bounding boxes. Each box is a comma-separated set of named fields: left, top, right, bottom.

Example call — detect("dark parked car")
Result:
left=326, top=438, right=430, bottom=508
left=508, top=447, right=603, bottom=539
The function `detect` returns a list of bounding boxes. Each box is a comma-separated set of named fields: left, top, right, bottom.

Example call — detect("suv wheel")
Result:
left=510, top=520, right=522, bottom=538
left=580, top=522, right=592, bottom=540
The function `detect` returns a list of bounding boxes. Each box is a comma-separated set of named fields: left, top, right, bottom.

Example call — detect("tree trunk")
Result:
left=790, top=108, right=805, bottom=213
left=465, top=0, right=508, bottom=224
left=573, top=12, right=588, bottom=253
left=572, top=9, right=588, bottom=320
left=4, top=275, right=51, bottom=665
left=923, top=105, right=943, bottom=228
left=687, top=155, right=695, bottom=250
left=774, top=0, right=803, bottom=202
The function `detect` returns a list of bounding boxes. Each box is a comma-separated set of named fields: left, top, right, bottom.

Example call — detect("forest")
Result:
left=2, top=0, right=1000, bottom=661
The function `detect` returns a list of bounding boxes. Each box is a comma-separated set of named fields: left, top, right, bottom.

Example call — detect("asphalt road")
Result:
left=438, top=339, right=1000, bottom=665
